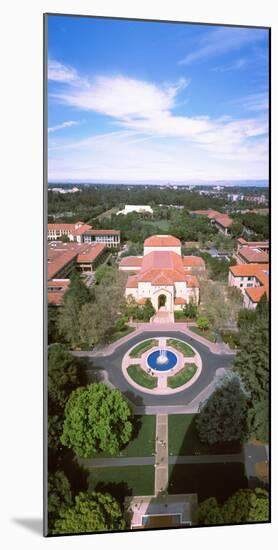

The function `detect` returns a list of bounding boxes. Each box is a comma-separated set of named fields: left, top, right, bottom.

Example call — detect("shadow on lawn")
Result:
left=168, top=415, right=248, bottom=504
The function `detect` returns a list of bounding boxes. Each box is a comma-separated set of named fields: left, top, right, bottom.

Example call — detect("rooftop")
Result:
left=48, top=241, right=106, bottom=279
left=238, top=247, right=269, bottom=263
left=144, top=235, right=181, bottom=247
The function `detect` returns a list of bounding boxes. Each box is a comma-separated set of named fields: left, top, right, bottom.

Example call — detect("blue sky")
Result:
left=47, top=15, right=269, bottom=183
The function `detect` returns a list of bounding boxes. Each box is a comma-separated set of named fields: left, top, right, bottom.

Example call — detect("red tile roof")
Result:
left=144, top=235, right=181, bottom=247
left=126, top=276, right=138, bottom=288
left=71, top=224, right=92, bottom=236
left=48, top=223, right=76, bottom=231
left=182, top=256, right=205, bottom=268
left=238, top=248, right=269, bottom=263
left=86, top=229, right=120, bottom=236
left=174, top=297, right=186, bottom=304
left=77, top=243, right=106, bottom=263
left=119, top=256, right=143, bottom=267
left=245, top=286, right=268, bottom=303
left=48, top=292, right=66, bottom=306
left=229, top=263, right=269, bottom=277
left=48, top=242, right=106, bottom=279
left=214, top=214, right=233, bottom=228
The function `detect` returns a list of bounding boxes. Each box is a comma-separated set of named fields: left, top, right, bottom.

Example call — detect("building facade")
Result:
left=119, top=235, right=205, bottom=312
left=48, top=222, right=120, bottom=247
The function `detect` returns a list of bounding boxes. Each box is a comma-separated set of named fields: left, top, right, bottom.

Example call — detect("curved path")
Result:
left=73, top=329, right=235, bottom=409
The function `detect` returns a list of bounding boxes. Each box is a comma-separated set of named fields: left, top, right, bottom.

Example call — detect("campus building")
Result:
left=125, top=493, right=198, bottom=529
left=190, top=209, right=233, bottom=235
left=116, top=204, right=153, bottom=215
left=228, top=263, right=269, bottom=310
left=48, top=222, right=120, bottom=248
left=119, top=235, right=205, bottom=312
left=47, top=241, right=108, bottom=305
left=235, top=238, right=269, bottom=264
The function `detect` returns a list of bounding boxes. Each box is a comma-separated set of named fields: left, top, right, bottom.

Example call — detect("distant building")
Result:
left=48, top=222, right=120, bottom=248
left=190, top=209, right=233, bottom=235
left=228, top=263, right=269, bottom=309
left=47, top=241, right=108, bottom=305
left=49, top=186, right=80, bottom=194
left=116, top=204, right=153, bottom=215
left=119, top=235, right=205, bottom=312
left=235, top=238, right=269, bottom=264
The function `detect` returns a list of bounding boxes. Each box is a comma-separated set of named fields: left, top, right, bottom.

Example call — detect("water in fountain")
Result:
left=156, top=346, right=169, bottom=365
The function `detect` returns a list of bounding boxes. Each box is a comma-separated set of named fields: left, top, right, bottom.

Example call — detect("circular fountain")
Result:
left=147, top=348, right=178, bottom=372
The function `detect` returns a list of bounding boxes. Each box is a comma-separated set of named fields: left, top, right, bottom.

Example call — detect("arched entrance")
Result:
left=158, top=294, right=167, bottom=309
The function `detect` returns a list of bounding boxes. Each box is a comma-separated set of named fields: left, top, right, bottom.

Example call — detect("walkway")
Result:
left=154, top=415, right=168, bottom=495
left=77, top=452, right=243, bottom=468
left=77, top=321, right=235, bottom=358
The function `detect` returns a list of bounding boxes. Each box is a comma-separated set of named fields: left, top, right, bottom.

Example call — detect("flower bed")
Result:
left=167, top=338, right=195, bottom=356
left=129, top=339, right=159, bottom=358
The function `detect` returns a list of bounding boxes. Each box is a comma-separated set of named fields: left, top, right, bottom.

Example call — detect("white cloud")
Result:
left=48, top=60, right=268, bottom=182
left=179, top=27, right=266, bottom=65
left=48, top=120, right=80, bottom=133
left=212, top=58, right=247, bottom=72
left=51, top=75, right=189, bottom=119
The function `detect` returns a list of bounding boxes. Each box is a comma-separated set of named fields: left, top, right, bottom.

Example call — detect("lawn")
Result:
left=108, top=325, right=135, bottom=343
left=168, top=462, right=248, bottom=503
left=168, top=414, right=241, bottom=456
left=167, top=338, right=195, bottom=356
left=88, top=465, right=154, bottom=497
left=90, top=415, right=156, bottom=458
left=129, top=339, right=158, bottom=358
left=140, top=219, right=171, bottom=231
left=167, top=364, right=197, bottom=388
left=189, top=326, right=216, bottom=343
left=127, top=365, right=157, bottom=389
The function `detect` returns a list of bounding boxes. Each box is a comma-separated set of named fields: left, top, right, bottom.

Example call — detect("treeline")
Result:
left=234, top=212, right=269, bottom=240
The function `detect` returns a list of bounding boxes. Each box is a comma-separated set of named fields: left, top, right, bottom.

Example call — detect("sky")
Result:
left=47, top=16, right=269, bottom=183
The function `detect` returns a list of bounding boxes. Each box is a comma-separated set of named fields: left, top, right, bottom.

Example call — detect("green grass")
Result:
left=167, top=338, right=195, bottom=356
left=168, top=414, right=241, bottom=456
left=189, top=326, right=216, bottom=343
left=167, top=364, right=197, bottom=388
left=90, top=415, right=156, bottom=458
left=88, top=465, right=154, bottom=497
left=140, top=219, right=171, bottom=231
left=129, top=339, right=158, bottom=358
left=108, top=325, right=135, bottom=343
left=127, top=365, right=157, bottom=389
left=168, top=463, right=248, bottom=503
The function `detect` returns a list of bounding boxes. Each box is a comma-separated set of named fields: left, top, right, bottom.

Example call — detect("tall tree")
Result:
left=61, top=383, right=133, bottom=457
left=233, top=304, right=269, bottom=442
left=53, top=491, right=126, bottom=534
left=195, top=373, right=249, bottom=445
left=48, top=344, right=78, bottom=411
left=197, top=488, right=269, bottom=525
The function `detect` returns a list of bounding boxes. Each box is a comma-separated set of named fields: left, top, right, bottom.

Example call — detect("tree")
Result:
left=195, top=373, right=249, bottom=445
left=64, top=273, right=91, bottom=308
left=233, top=307, right=269, bottom=441
left=53, top=491, right=126, bottom=534
left=95, top=265, right=114, bottom=285
left=48, top=305, right=60, bottom=344
left=196, top=316, right=210, bottom=331
left=61, top=383, right=133, bottom=457
left=48, top=344, right=78, bottom=411
left=48, top=414, right=64, bottom=450
left=48, top=471, right=73, bottom=531
left=182, top=302, right=198, bottom=319
left=142, top=298, right=155, bottom=321
left=197, top=488, right=269, bottom=525
left=79, top=302, right=99, bottom=349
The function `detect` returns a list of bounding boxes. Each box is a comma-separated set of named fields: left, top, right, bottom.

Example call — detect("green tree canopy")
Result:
left=61, top=383, right=133, bottom=457
left=53, top=491, right=126, bottom=534
left=48, top=471, right=73, bottom=531
left=197, top=488, right=269, bottom=525
left=48, top=344, right=78, bottom=411
left=233, top=304, right=269, bottom=442
left=196, top=316, right=210, bottom=331
left=195, top=373, right=249, bottom=445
